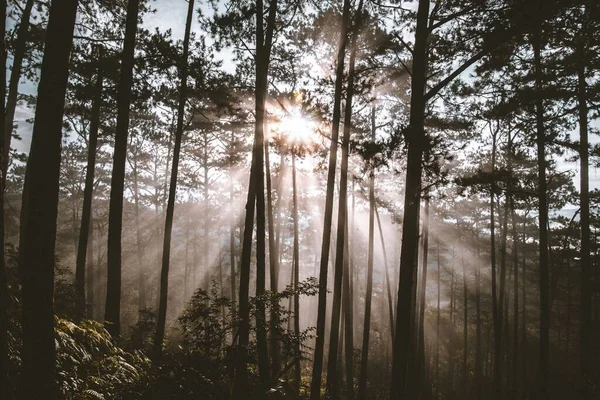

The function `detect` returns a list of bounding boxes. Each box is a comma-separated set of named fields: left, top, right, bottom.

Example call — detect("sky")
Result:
left=9, top=0, right=600, bottom=213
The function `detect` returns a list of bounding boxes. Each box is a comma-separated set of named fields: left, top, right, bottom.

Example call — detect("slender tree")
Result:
left=234, top=0, right=277, bottom=394
left=489, top=123, right=503, bottom=399
left=577, top=14, right=592, bottom=397
left=310, top=0, right=351, bottom=395
left=325, top=1, right=362, bottom=396
left=75, top=47, right=104, bottom=318
left=0, top=0, right=7, bottom=396
left=475, top=237, right=483, bottom=399
left=291, top=146, right=301, bottom=392
left=265, top=133, right=281, bottom=377
left=358, top=101, right=376, bottom=400
left=391, top=1, right=430, bottom=396
left=417, top=197, right=430, bottom=397
left=154, top=0, right=194, bottom=360
left=105, top=0, right=141, bottom=340
left=19, top=0, right=79, bottom=397
left=375, top=206, right=394, bottom=338
left=533, top=5, right=550, bottom=395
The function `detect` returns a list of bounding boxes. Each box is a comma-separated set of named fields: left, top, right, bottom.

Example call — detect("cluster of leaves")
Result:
left=178, top=283, right=234, bottom=359
left=55, top=319, right=151, bottom=400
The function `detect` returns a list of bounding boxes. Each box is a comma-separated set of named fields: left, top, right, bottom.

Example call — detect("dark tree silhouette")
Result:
left=105, top=0, right=140, bottom=340
left=154, top=0, right=194, bottom=360
left=75, top=48, right=104, bottom=318
left=19, top=0, right=79, bottom=397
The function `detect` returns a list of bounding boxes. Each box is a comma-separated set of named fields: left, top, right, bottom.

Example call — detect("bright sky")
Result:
left=9, top=0, right=600, bottom=213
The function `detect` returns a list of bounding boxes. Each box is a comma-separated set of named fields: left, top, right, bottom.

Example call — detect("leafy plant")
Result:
left=55, top=318, right=151, bottom=399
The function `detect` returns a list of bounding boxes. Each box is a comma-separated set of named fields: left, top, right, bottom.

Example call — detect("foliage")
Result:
left=55, top=318, right=152, bottom=400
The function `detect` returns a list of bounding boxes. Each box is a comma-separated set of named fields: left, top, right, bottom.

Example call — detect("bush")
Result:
left=55, top=318, right=152, bottom=399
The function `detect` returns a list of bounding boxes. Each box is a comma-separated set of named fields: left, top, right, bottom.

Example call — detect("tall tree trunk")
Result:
left=86, top=222, right=95, bottom=319
left=105, top=0, right=140, bottom=340
left=3, top=0, right=34, bottom=180
left=490, top=125, right=503, bottom=399
left=292, top=149, right=301, bottom=392
left=265, top=134, right=281, bottom=378
left=448, top=272, right=455, bottom=400
left=375, top=206, right=394, bottom=338
left=0, top=0, right=7, bottom=396
left=417, top=198, right=430, bottom=398
left=310, top=0, right=351, bottom=395
left=75, top=51, right=103, bottom=319
left=234, top=0, right=277, bottom=395
left=153, top=0, right=194, bottom=360
left=436, top=240, right=441, bottom=399
left=475, top=240, right=482, bottom=399
left=325, top=1, right=362, bottom=395
left=390, top=0, right=430, bottom=396
left=133, top=160, right=146, bottom=314
left=577, top=31, right=592, bottom=399
left=461, top=244, right=468, bottom=398
left=521, top=228, right=528, bottom=396
left=342, top=213, right=354, bottom=399
left=19, top=0, right=78, bottom=397
left=498, top=192, right=509, bottom=393
left=358, top=102, right=376, bottom=400
left=229, top=160, right=237, bottom=343
left=507, top=134, right=519, bottom=398
left=203, top=134, right=210, bottom=290
left=183, top=221, right=190, bottom=305
left=533, top=15, right=549, bottom=397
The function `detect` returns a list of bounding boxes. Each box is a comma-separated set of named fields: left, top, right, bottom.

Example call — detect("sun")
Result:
left=279, top=108, right=317, bottom=145
left=269, top=102, right=318, bottom=147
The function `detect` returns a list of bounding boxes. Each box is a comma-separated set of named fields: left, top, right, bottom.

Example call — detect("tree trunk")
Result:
left=490, top=124, right=503, bottom=399
left=507, top=135, right=519, bottom=398
left=234, top=0, right=277, bottom=395
left=533, top=16, right=549, bottom=397
left=498, top=191, right=509, bottom=394
left=153, top=0, right=194, bottom=360
left=358, top=102, right=376, bottom=400
left=75, top=51, right=103, bottom=319
left=230, top=160, right=237, bottom=342
left=325, top=1, right=362, bottom=395
left=3, top=0, right=34, bottom=180
left=474, top=239, right=482, bottom=399
left=436, top=240, right=441, bottom=399
left=86, top=221, right=95, bottom=319
left=461, top=243, right=468, bottom=398
left=203, top=134, right=210, bottom=291
left=133, top=160, right=146, bottom=314
left=391, top=0, right=430, bottom=397
left=105, top=0, right=140, bottom=340
left=417, top=198, right=430, bottom=398
left=309, top=0, right=351, bottom=395
left=19, top=1, right=78, bottom=398
left=292, top=149, right=301, bottom=392
left=448, top=272, right=455, bottom=400
left=577, top=31, right=592, bottom=399
left=521, top=228, right=528, bottom=396
left=375, top=206, right=394, bottom=338
left=0, top=0, right=7, bottom=396
left=342, top=213, right=354, bottom=399
left=265, top=133, right=281, bottom=378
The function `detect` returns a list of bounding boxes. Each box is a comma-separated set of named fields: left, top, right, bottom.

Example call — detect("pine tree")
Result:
left=154, top=0, right=195, bottom=360
left=105, top=0, right=141, bottom=340
left=19, top=0, right=79, bottom=397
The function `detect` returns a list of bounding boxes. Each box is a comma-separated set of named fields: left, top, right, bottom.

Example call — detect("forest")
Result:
left=0, top=0, right=599, bottom=398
